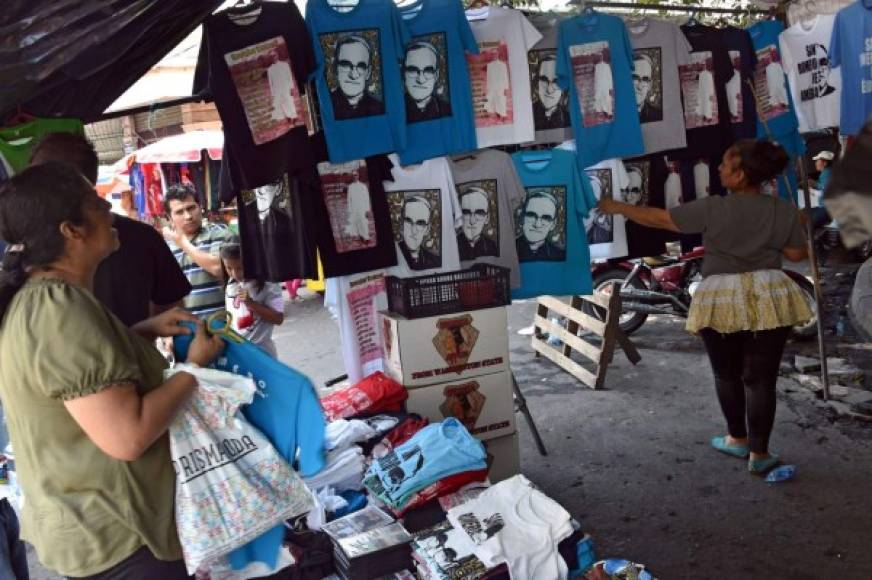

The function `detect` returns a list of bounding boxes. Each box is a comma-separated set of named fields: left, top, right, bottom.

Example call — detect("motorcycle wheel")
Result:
left=586, top=269, right=649, bottom=335
left=790, top=275, right=818, bottom=341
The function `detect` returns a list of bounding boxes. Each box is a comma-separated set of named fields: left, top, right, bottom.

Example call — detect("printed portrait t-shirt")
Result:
left=306, top=0, right=411, bottom=162
left=556, top=12, right=645, bottom=168
left=397, top=0, right=480, bottom=165
left=747, top=20, right=801, bottom=140
left=194, top=3, right=316, bottom=189
left=449, top=149, right=525, bottom=287
left=465, top=7, right=543, bottom=148
left=779, top=15, right=842, bottom=133
left=584, top=158, right=630, bottom=260
left=722, top=26, right=759, bottom=140
left=384, top=155, right=463, bottom=278
left=828, top=2, right=872, bottom=136
left=510, top=148, right=596, bottom=299
left=311, top=155, right=398, bottom=277
left=625, top=17, right=692, bottom=154
left=527, top=13, right=574, bottom=145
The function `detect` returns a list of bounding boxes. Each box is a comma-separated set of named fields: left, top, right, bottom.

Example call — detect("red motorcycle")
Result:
left=588, top=247, right=818, bottom=340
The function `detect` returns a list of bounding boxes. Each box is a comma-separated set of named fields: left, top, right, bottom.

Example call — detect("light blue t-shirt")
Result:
left=510, top=148, right=596, bottom=299
left=555, top=12, right=644, bottom=168
left=306, top=0, right=411, bottom=162
left=396, top=0, right=479, bottom=164
left=829, top=1, right=872, bottom=135
left=363, top=418, right=486, bottom=508
left=746, top=20, right=801, bottom=140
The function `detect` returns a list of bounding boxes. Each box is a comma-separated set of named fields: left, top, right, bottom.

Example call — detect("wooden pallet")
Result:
left=531, top=284, right=641, bottom=390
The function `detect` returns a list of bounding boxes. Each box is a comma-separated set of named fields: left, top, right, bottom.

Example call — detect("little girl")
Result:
left=220, top=242, right=285, bottom=358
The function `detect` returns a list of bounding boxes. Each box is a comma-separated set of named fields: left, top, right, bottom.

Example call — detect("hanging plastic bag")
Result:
left=167, top=364, right=314, bottom=574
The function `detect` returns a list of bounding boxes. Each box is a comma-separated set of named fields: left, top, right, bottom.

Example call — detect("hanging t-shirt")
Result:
left=510, top=148, right=596, bottom=299
left=0, top=118, right=83, bottom=174
left=779, top=15, right=841, bottom=133
left=528, top=13, right=574, bottom=145
left=556, top=12, right=645, bottom=169
left=676, top=24, right=734, bottom=159
left=235, top=168, right=319, bottom=282
left=312, top=156, right=398, bottom=277
left=193, top=3, right=316, bottom=189
left=384, top=155, right=462, bottom=278
left=584, top=158, right=630, bottom=260
left=623, top=154, right=677, bottom=258
left=829, top=2, right=872, bottom=136
left=141, top=163, right=164, bottom=217
left=625, top=17, right=692, bottom=155
left=465, top=7, right=542, bottom=148
left=396, top=0, right=480, bottom=165
left=324, top=269, right=389, bottom=385
left=747, top=20, right=801, bottom=140
left=449, top=149, right=524, bottom=287
left=306, top=0, right=411, bottom=162
left=722, top=26, right=759, bottom=139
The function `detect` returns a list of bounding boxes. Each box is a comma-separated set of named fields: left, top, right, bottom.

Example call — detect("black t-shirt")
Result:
left=235, top=166, right=320, bottom=282
left=93, top=215, right=192, bottom=326
left=193, top=2, right=317, bottom=189
left=676, top=25, right=735, bottom=159
left=722, top=26, right=758, bottom=140
left=311, top=155, right=398, bottom=278
left=623, top=154, right=679, bottom=259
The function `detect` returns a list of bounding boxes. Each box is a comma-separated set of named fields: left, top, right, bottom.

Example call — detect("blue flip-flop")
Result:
left=749, top=453, right=781, bottom=476
left=710, top=436, right=750, bottom=458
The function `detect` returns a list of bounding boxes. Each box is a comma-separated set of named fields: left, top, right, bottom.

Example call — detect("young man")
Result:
left=28, top=132, right=191, bottom=326
left=162, top=185, right=231, bottom=317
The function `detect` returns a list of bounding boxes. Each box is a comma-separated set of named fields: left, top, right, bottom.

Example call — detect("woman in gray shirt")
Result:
left=600, top=140, right=812, bottom=476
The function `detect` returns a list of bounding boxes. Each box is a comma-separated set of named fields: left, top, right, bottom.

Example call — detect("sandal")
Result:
left=710, top=436, right=750, bottom=459
left=748, top=453, right=781, bottom=476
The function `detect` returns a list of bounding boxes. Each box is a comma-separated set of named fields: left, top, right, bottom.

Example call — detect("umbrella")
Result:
left=130, top=130, right=224, bottom=164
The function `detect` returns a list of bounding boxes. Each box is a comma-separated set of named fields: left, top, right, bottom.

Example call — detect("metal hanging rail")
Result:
left=570, top=1, right=769, bottom=15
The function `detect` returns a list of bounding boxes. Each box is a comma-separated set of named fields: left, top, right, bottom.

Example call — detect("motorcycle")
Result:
left=587, top=247, right=818, bottom=340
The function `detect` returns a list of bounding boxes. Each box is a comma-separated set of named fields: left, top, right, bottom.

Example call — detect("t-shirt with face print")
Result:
left=722, top=26, right=759, bottom=140
left=622, top=153, right=680, bottom=258
left=747, top=20, right=802, bottom=142
left=384, top=155, right=463, bottom=278
left=527, top=12, right=574, bottom=145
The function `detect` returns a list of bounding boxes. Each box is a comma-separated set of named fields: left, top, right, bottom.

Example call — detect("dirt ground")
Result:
left=27, top=261, right=872, bottom=580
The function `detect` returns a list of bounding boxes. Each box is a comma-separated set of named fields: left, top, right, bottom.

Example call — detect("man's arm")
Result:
left=177, top=236, right=223, bottom=278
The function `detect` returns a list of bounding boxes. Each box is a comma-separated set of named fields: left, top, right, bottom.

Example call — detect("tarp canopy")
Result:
left=0, top=0, right=222, bottom=122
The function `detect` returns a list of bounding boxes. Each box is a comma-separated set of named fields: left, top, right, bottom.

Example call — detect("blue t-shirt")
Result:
left=510, top=148, right=596, bottom=299
left=306, top=0, right=411, bottom=163
left=363, top=418, right=486, bottom=508
left=556, top=12, right=644, bottom=168
left=396, top=0, right=479, bottom=164
left=746, top=20, right=801, bottom=140
left=819, top=166, right=832, bottom=191
left=175, top=324, right=326, bottom=571
left=829, top=1, right=872, bottom=135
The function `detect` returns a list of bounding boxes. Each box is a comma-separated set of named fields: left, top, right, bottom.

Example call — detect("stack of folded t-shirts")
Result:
left=321, top=372, right=407, bottom=421
left=325, top=418, right=379, bottom=452
left=369, top=414, right=430, bottom=461
left=363, top=418, right=487, bottom=514
left=304, top=446, right=367, bottom=493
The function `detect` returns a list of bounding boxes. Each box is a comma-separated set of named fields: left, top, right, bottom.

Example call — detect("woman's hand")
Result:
left=186, top=321, right=225, bottom=367
left=598, top=197, right=622, bottom=215
left=133, top=308, right=198, bottom=340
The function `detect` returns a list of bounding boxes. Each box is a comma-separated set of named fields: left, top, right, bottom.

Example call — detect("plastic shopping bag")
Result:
left=167, top=364, right=314, bottom=574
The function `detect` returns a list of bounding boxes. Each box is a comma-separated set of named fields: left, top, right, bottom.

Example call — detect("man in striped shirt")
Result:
left=162, top=185, right=231, bottom=317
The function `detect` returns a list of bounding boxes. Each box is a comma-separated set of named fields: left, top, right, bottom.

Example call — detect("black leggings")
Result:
left=699, top=327, right=791, bottom=455
left=66, top=546, right=189, bottom=580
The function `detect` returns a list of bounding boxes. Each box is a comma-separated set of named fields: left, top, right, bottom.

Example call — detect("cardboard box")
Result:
left=381, top=307, right=509, bottom=388
left=405, top=370, right=516, bottom=442
left=483, top=432, right=520, bottom=484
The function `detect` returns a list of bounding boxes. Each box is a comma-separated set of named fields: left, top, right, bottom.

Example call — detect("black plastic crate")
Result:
left=386, top=264, right=511, bottom=319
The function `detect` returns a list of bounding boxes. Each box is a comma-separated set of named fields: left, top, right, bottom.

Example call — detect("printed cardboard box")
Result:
left=380, top=307, right=509, bottom=389
left=404, top=370, right=516, bottom=442
left=483, top=431, right=520, bottom=483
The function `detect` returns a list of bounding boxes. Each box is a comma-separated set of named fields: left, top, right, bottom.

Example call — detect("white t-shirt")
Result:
left=693, top=160, right=710, bottom=199
left=584, top=158, right=630, bottom=260
left=446, top=474, right=572, bottom=580
left=698, top=69, right=715, bottom=120
left=779, top=14, right=842, bottom=132
left=466, top=7, right=542, bottom=148
left=385, top=155, right=462, bottom=278
left=225, top=280, right=284, bottom=357
left=324, top=269, right=389, bottom=385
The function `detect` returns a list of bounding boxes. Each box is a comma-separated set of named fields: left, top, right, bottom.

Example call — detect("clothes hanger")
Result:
left=466, top=0, right=490, bottom=21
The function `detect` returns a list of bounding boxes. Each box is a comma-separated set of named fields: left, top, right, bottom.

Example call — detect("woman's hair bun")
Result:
left=732, top=139, right=789, bottom=187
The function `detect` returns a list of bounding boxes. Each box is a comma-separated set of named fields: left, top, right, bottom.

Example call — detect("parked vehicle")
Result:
left=587, top=247, right=818, bottom=340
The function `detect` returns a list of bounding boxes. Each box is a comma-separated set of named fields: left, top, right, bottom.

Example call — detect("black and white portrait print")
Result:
left=528, top=49, right=570, bottom=131
left=403, top=33, right=452, bottom=123
left=585, top=169, right=614, bottom=245
left=633, top=48, right=663, bottom=124
left=388, top=189, right=442, bottom=270
left=456, top=180, right=500, bottom=260
left=457, top=512, right=505, bottom=546
left=242, top=173, right=293, bottom=223
left=799, top=43, right=837, bottom=102
left=622, top=162, right=650, bottom=206
left=514, top=186, right=567, bottom=263
left=320, top=29, right=385, bottom=120
left=370, top=445, right=425, bottom=501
